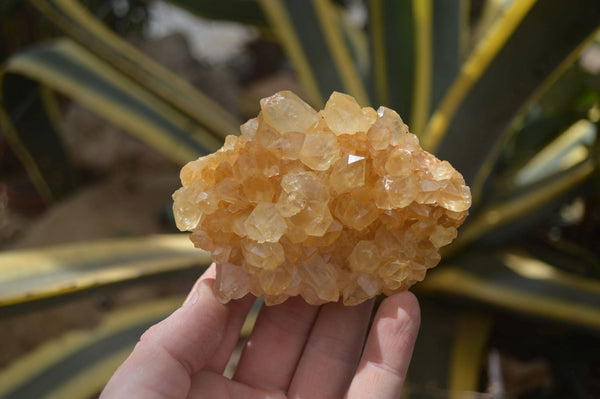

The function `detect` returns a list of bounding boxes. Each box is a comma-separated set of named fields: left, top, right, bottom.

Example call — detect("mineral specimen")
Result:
left=173, top=91, right=471, bottom=306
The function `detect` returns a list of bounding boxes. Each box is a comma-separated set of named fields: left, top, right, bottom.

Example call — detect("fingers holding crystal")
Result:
left=203, top=293, right=255, bottom=374
left=346, top=292, right=420, bottom=399
left=232, top=297, right=319, bottom=391
left=288, top=300, right=374, bottom=399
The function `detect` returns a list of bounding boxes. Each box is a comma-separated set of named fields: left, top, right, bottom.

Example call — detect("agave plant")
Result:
left=1, top=0, right=600, bottom=397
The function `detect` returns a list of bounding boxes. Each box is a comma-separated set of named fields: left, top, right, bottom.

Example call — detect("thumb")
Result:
left=101, top=279, right=228, bottom=398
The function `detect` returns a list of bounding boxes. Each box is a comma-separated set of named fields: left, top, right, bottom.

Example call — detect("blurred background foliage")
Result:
left=1, top=0, right=600, bottom=398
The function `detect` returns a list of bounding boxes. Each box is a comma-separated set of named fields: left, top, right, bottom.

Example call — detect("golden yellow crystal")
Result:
left=173, top=91, right=471, bottom=306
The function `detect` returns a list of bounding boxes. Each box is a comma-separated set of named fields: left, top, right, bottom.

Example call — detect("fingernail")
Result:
left=183, top=280, right=217, bottom=307
left=183, top=288, right=198, bottom=306
left=196, top=280, right=212, bottom=302
left=183, top=281, right=205, bottom=306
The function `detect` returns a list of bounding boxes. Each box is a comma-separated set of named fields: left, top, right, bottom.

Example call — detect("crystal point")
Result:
left=244, top=202, right=287, bottom=243
left=299, top=131, right=340, bottom=170
left=260, top=91, right=318, bottom=132
left=324, top=92, right=372, bottom=135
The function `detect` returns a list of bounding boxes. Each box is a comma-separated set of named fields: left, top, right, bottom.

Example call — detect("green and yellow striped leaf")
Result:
left=511, top=119, right=596, bottom=188
left=368, top=0, right=415, bottom=119
left=0, top=78, right=77, bottom=201
left=521, top=237, right=600, bottom=280
left=0, top=234, right=210, bottom=309
left=420, top=249, right=600, bottom=330
left=30, top=0, right=241, bottom=139
left=369, top=0, right=467, bottom=135
left=497, top=62, right=599, bottom=183
left=407, top=298, right=491, bottom=395
left=2, top=38, right=221, bottom=165
left=431, top=0, right=468, bottom=114
left=422, top=0, right=600, bottom=195
left=258, top=0, right=370, bottom=108
left=0, top=293, right=262, bottom=399
left=449, top=155, right=597, bottom=254
left=0, top=297, right=182, bottom=399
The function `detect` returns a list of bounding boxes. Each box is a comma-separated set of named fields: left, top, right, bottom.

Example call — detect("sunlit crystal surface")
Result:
left=173, top=91, right=472, bottom=306
left=299, top=131, right=340, bottom=171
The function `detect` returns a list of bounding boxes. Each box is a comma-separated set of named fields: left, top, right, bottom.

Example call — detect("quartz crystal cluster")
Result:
left=173, top=91, right=471, bottom=306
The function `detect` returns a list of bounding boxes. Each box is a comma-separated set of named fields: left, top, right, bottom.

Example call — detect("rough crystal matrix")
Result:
left=173, top=91, right=471, bottom=306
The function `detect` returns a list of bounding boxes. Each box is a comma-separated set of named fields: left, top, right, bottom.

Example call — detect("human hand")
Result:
left=101, top=264, right=420, bottom=398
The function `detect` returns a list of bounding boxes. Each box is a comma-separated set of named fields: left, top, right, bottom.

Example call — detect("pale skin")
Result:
left=101, top=264, right=420, bottom=399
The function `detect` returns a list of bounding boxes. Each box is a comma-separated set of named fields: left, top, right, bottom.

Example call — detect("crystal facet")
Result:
left=173, top=91, right=471, bottom=305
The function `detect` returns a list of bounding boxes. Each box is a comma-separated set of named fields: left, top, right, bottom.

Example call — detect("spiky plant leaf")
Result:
left=0, top=235, right=210, bottom=308
left=407, top=298, right=492, bottom=395
left=0, top=79, right=76, bottom=201
left=422, top=0, right=600, bottom=199
left=369, top=0, right=466, bottom=135
left=2, top=39, right=222, bottom=166
left=420, top=249, right=600, bottom=330
left=0, top=297, right=182, bottom=398
left=30, top=0, right=241, bottom=138
left=258, top=0, right=370, bottom=108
